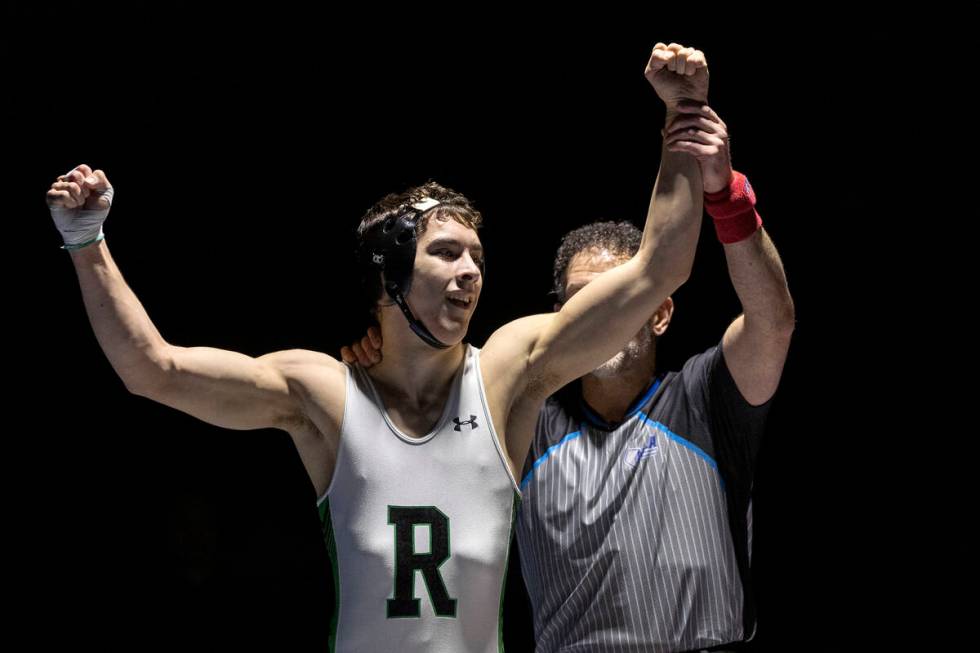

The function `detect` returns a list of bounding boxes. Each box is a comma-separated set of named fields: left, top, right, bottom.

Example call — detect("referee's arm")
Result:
left=719, top=224, right=795, bottom=406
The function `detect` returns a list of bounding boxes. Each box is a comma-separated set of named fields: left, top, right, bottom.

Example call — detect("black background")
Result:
left=5, top=5, right=914, bottom=651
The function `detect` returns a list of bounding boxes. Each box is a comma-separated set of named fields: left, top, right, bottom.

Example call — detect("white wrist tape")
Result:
left=51, top=183, right=114, bottom=251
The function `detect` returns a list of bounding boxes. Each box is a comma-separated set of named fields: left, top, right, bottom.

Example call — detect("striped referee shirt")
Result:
left=515, top=341, right=771, bottom=652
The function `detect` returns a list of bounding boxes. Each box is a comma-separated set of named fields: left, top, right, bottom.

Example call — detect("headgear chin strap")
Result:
left=367, top=197, right=451, bottom=349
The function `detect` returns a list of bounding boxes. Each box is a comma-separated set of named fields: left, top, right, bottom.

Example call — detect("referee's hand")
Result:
left=341, top=326, right=383, bottom=367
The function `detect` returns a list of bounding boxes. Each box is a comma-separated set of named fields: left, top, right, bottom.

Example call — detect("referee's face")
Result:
left=558, top=249, right=666, bottom=376
left=558, top=249, right=627, bottom=307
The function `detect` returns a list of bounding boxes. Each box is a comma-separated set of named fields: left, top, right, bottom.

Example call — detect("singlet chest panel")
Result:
left=319, top=345, right=519, bottom=653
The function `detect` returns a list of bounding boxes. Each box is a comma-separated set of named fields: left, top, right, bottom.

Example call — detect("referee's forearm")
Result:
left=69, top=239, right=171, bottom=393
left=723, top=227, right=795, bottom=333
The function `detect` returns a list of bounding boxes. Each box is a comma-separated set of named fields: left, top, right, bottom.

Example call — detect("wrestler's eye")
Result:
left=436, top=249, right=456, bottom=259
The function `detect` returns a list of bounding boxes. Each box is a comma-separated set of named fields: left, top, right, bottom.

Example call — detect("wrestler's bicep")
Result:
left=132, top=345, right=338, bottom=432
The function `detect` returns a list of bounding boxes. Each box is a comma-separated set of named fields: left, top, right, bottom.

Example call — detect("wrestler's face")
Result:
left=559, top=249, right=668, bottom=377
left=406, top=216, right=483, bottom=345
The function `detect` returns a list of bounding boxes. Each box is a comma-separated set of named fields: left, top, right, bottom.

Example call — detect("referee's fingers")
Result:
left=340, top=345, right=356, bottom=364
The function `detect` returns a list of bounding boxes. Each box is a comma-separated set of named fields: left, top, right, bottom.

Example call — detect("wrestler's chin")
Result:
left=433, top=306, right=475, bottom=345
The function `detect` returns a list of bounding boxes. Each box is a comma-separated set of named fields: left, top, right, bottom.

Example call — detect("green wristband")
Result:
left=61, top=232, right=106, bottom=251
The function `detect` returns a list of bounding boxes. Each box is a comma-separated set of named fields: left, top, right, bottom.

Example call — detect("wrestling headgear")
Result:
left=360, top=197, right=450, bottom=349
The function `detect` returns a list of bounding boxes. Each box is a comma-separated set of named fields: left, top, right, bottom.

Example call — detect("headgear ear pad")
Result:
left=375, top=210, right=421, bottom=299
left=360, top=197, right=444, bottom=305
left=357, top=197, right=481, bottom=350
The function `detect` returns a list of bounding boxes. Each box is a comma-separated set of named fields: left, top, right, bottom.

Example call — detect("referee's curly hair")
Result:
left=552, top=221, right=642, bottom=304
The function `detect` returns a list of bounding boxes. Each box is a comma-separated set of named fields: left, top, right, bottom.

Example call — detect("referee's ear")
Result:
left=651, top=296, right=675, bottom=336
left=553, top=302, right=562, bottom=312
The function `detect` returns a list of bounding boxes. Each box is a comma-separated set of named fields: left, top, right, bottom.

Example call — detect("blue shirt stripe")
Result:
left=638, top=415, right=724, bottom=491
left=580, top=375, right=664, bottom=430
left=522, top=405, right=724, bottom=493
left=520, top=430, right=581, bottom=490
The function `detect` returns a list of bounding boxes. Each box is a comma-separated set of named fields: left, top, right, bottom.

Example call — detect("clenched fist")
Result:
left=46, top=164, right=114, bottom=250
left=644, top=42, right=708, bottom=110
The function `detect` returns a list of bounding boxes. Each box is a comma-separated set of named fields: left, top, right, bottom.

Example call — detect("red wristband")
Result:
left=704, top=170, right=763, bottom=244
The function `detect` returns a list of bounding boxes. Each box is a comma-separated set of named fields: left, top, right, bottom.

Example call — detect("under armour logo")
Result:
left=372, top=253, right=385, bottom=265
left=452, top=415, right=478, bottom=431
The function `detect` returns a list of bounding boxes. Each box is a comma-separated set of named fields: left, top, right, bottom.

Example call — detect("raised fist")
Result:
left=644, top=42, right=709, bottom=110
left=46, top=164, right=112, bottom=211
left=47, top=163, right=114, bottom=249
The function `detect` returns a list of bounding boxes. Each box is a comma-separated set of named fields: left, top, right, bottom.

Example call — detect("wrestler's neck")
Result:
left=366, top=315, right=466, bottom=410
left=581, top=350, right=658, bottom=424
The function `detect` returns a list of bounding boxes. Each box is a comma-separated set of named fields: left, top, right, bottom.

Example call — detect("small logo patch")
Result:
left=624, top=434, right=658, bottom=468
left=452, top=415, right=479, bottom=431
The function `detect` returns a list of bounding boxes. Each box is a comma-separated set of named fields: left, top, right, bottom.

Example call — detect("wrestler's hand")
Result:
left=340, top=326, right=383, bottom=367
left=644, top=42, right=708, bottom=110
left=46, top=164, right=112, bottom=210
left=662, top=101, right=732, bottom=193
left=46, top=163, right=115, bottom=249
